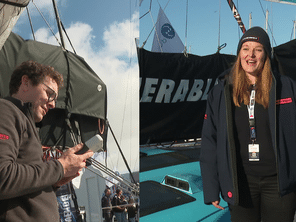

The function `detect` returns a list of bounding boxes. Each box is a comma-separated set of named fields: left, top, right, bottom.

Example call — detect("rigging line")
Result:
left=86, top=164, right=139, bottom=195
left=52, top=0, right=65, bottom=48
left=31, top=1, right=62, bottom=47
left=218, top=0, right=221, bottom=51
left=139, top=0, right=151, bottom=19
left=88, top=162, right=133, bottom=190
left=118, top=0, right=133, bottom=168
left=104, top=123, right=116, bottom=173
left=89, top=154, right=136, bottom=188
left=89, top=158, right=137, bottom=191
left=290, top=21, right=294, bottom=40
left=90, top=158, right=133, bottom=185
left=140, top=11, right=149, bottom=20
left=151, top=20, right=162, bottom=52
left=154, top=0, right=172, bottom=52
left=132, top=152, right=139, bottom=173
left=60, top=21, right=77, bottom=54
left=85, top=168, right=138, bottom=198
left=107, top=120, right=137, bottom=184
left=140, top=0, right=171, bottom=48
left=258, top=0, right=277, bottom=46
left=152, top=1, right=163, bottom=52
left=102, top=203, right=139, bottom=210
left=26, top=6, right=35, bottom=41
left=184, top=0, right=188, bottom=54
left=139, top=0, right=152, bottom=20
left=128, top=0, right=133, bottom=167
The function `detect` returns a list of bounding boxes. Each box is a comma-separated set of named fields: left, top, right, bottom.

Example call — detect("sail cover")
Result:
left=139, top=48, right=236, bottom=144
left=0, top=0, right=30, bottom=50
left=0, top=32, right=107, bottom=149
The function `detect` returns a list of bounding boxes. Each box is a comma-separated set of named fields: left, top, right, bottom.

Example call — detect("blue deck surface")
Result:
left=140, top=146, right=231, bottom=222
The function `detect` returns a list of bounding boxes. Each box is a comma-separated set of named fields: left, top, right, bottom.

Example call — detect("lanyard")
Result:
left=247, top=87, right=256, bottom=144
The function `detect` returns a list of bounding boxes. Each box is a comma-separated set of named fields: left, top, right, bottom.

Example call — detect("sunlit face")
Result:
left=106, top=190, right=111, bottom=196
left=25, top=76, right=58, bottom=122
left=240, top=41, right=266, bottom=78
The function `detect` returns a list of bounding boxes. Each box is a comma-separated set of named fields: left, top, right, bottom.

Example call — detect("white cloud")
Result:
left=102, top=12, right=139, bottom=57
left=34, top=11, right=140, bottom=174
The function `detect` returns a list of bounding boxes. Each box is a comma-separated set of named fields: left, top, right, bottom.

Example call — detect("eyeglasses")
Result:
left=42, top=83, right=57, bottom=102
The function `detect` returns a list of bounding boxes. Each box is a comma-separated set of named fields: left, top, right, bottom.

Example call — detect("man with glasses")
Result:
left=0, top=60, right=93, bottom=221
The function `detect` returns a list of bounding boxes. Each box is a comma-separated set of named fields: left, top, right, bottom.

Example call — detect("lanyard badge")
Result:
left=248, top=88, right=259, bottom=161
left=249, top=144, right=259, bottom=161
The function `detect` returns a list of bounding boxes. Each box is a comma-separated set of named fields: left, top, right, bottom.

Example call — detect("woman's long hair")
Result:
left=230, top=55, right=272, bottom=108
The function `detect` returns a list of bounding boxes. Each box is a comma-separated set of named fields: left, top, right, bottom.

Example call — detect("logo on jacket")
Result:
left=0, top=134, right=9, bottom=140
left=276, top=98, right=292, bottom=105
left=204, top=114, right=207, bottom=120
left=228, top=191, right=233, bottom=198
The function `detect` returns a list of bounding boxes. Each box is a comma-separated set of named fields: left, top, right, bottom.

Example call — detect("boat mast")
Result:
left=294, top=20, right=296, bottom=39
left=265, top=9, right=269, bottom=33
left=52, top=0, right=65, bottom=49
left=249, top=13, right=252, bottom=29
left=226, top=0, right=246, bottom=33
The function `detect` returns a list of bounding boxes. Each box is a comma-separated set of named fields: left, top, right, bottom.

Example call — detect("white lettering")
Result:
left=201, top=79, right=212, bottom=101
left=140, top=78, right=216, bottom=103
left=60, top=195, right=69, bottom=202
left=155, top=79, right=175, bottom=103
left=58, top=194, right=72, bottom=221
left=172, top=80, right=189, bottom=103
left=140, top=78, right=158, bottom=102
left=62, top=201, right=70, bottom=208
left=64, top=211, right=71, bottom=217
left=187, top=79, right=204, bottom=101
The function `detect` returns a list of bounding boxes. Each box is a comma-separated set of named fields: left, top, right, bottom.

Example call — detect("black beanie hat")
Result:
left=237, top=26, right=272, bottom=59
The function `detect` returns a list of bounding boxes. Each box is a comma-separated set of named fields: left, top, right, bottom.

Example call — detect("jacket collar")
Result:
left=4, top=97, right=35, bottom=122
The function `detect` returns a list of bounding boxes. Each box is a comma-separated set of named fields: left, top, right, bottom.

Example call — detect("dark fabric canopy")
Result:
left=0, top=32, right=107, bottom=119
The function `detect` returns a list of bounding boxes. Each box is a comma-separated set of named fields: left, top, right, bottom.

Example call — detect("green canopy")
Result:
left=0, top=32, right=107, bottom=120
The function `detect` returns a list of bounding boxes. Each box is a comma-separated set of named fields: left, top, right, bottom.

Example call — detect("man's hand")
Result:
left=57, top=143, right=94, bottom=178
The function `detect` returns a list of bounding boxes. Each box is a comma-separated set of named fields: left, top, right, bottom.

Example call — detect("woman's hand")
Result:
left=212, top=200, right=225, bottom=210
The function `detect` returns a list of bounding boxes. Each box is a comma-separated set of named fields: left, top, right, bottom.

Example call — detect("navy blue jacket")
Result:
left=200, top=70, right=296, bottom=206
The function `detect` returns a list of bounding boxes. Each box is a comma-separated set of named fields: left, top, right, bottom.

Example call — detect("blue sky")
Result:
left=140, top=0, right=296, bottom=56
left=12, top=0, right=140, bottom=174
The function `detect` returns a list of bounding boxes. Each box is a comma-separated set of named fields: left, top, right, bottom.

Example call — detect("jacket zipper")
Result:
left=224, top=80, right=239, bottom=205
left=272, top=75, right=280, bottom=195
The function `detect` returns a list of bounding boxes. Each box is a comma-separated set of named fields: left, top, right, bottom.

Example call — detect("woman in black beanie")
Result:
left=200, top=26, right=296, bottom=221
